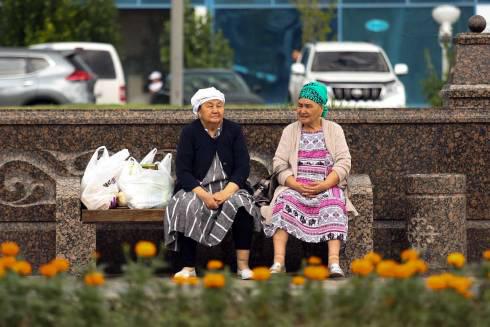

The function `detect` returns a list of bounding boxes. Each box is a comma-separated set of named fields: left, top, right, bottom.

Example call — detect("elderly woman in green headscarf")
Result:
left=261, top=82, right=356, bottom=277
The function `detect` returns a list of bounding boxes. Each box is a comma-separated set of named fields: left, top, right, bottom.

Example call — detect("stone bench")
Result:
left=56, top=175, right=373, bottom=273
left=72, top=174, right=373, bottom=274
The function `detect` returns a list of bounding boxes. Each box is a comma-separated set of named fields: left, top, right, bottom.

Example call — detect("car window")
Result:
left=27, top=58, right=49, bottom=73
left=311, top=51, right=390, bottom=73
left=76, top=50, right=115, bottom=79
left=0, top=57, right=27, bottom=76
left=65, top=53, right=95, bottom=76
left=183, top=72, right=250, bottom=96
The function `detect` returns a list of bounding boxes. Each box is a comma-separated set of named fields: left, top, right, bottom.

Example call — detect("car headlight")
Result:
left=382, top=80, right=404, bottom=98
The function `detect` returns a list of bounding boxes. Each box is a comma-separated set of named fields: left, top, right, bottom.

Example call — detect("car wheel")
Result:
left=24, top=99, right=60, bottom=106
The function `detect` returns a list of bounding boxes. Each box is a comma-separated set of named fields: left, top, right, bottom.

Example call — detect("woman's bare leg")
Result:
left=327, top=240, right=341, bottom=265
left=272, top=229, right=289, bottom=265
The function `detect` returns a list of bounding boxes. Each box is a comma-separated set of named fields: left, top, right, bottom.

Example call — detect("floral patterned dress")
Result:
left=264, top=130, right=348, bottom=242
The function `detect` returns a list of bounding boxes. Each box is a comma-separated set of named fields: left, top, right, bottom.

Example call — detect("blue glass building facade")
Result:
left=116, top=0, right=485, bottom=106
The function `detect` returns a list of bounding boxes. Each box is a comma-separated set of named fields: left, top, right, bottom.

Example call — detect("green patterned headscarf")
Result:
left=299, top=82, right=329, bottom=118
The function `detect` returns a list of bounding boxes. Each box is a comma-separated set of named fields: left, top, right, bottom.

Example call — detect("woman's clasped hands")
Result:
left=290, top=179, right=329, bottom=198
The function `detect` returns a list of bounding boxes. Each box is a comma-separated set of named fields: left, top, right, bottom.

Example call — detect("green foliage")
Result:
left=421, top=45, right=455, bottom=107
left=421, top=49, right=446, bottom=107
left=293, top=0, right=337, bottom=45
left=160, top=0, right=234, bottom=70
left=4, top=245, right=490, bottom=326
left=0, top=0, right=120, bottom=47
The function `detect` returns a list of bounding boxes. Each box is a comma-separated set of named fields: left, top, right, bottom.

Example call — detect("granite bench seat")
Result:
left=74, top=174, right=374, bottom=274
left=82, top=208, right=165, bottom=223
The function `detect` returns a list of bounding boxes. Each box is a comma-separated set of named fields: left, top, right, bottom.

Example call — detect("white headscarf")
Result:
left=190, top=87, right=225, bottom=115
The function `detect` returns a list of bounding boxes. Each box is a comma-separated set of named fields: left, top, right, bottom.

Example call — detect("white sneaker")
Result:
left=237, top=268, right=253, bottom=280
left=328, top=263, right=345, bottom=278
left=269, top=262, right=286, bottom=274
left=174, top=268, right=197, bottom=278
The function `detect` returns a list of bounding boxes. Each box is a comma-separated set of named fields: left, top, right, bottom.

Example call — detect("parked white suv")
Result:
left=30, top=42, right=126, bottom=104
left=289, top=42, right=408, bottom=108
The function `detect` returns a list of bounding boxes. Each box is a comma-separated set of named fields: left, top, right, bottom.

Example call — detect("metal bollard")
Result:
left=404, top=174, right=466, bottom=270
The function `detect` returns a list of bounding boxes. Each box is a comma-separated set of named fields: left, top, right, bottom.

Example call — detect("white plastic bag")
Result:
left=118, top=152, right=174, bottom=209
left=140, top=148, right=157, bottom=164
left=81, top=147, right=130, bottom=210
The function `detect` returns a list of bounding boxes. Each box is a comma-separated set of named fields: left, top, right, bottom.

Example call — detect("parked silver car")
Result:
left=0, top=48, right=96, bottom=105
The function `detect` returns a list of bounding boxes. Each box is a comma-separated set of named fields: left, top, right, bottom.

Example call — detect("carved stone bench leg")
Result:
left=341, top=175, right=374, bottom=274
left=56, top=177, right=95, bottom=274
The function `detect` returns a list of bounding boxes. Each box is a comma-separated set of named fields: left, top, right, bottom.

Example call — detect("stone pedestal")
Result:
left=405, top=174, right=466, bottom=270
left=341, top=174, right=374, bottom=273
left=441, top=33, right=490, bottom=109
left=56, top=177, right=95, bottom=274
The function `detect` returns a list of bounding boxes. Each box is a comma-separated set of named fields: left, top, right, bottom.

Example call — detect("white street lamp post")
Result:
left=170, top=0, right=184, bottom=105
left=432, top=5, right=461, bottom=80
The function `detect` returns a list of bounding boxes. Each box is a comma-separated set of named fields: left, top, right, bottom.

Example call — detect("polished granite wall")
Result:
left=0, top=106, right=488, bottom=270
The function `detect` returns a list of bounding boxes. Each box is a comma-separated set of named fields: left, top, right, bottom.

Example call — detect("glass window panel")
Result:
left=77, top=50, right=116, bottom=79
left=215, top=0, right=270, bottom=4
left=27, top=58, right=49, bottom=73
left=341, top=6, right=473, bottom=106
left=215, top=9, right=337, bottom=103
left=116, top=0, right=138, bottom=4
left=275, top=0, right=336, bottom=4
left=410, top=0, right=472, bottom=3
left=342, top=0, right=405, bottom=3
left=311, top=52, right=390, bottom=72
left=141, top=0, right=169, bottom=4
left=0, top=57, right=26, bottom=76
left=117, top=0, right=203, bottom=5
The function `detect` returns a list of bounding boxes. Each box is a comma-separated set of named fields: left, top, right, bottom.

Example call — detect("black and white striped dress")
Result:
left=164, top=154, right=261, bottom=251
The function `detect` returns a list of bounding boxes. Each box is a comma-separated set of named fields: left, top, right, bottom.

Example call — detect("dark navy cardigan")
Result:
left=174, top=118, right=250, bottom=192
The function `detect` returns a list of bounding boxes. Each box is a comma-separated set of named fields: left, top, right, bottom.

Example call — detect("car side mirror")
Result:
left=291, top=63, right=306, bottom=75
left=394, top=63, right=408, bottom=75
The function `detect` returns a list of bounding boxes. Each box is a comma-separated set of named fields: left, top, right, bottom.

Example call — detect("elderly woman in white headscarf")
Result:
left=165, top=87, right=261, bottom=279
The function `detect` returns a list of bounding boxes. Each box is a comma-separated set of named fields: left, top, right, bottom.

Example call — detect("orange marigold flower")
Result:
left=307, top=256, right=322, bottom=265
left=448, top=275, right=473, bottom=295
left=447, top=252, right=465, bottom=269
left=291, top=276, right=306, bottom=286
left=51, top=257, right=70, bottom=273
left=203, top=273, right=226, bottom=288
left=304, top=265, right=329, bottom=281
left=11, top=260, right=32, bottom=276
left=350, top=259, right=374, bottom=276
left=172, top=275, right=187, bottom=286
left=135, top=241, right=157, bottom=258
left=207, top=260, right=224, bottom=270
left=39, top=263, right=57, bottom=278
left=187, top=276, right=200, bottom=286
left=84, top=272, right=105, bottom=286
left=376, top=260, right=397, bottom=278
left=1, top=241, right=20, bottom=257
left=0, top=256, right=16, bottom=269
left=401, top=249, right=419, bottom=262
left=394, top=262, right=418, bottom=279
left=252, top=267, right=271, bottom=281
left=426, top=275, right=447, bottom=290
left=363, top=252, right=382, bottom=266
left=482, top=250, right=490, bottom=261
left=413, top=259, right=429, bottom=274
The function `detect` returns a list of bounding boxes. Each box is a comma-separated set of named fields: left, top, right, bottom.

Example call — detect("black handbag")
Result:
left=249, top=172, right=280, bottom=207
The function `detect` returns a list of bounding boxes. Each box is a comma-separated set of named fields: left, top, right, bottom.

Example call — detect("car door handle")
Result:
left=23, top=81, right=34, bottom=87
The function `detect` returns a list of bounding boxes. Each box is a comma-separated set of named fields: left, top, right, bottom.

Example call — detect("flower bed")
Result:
left=1, top=241, right=490, bottom=326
